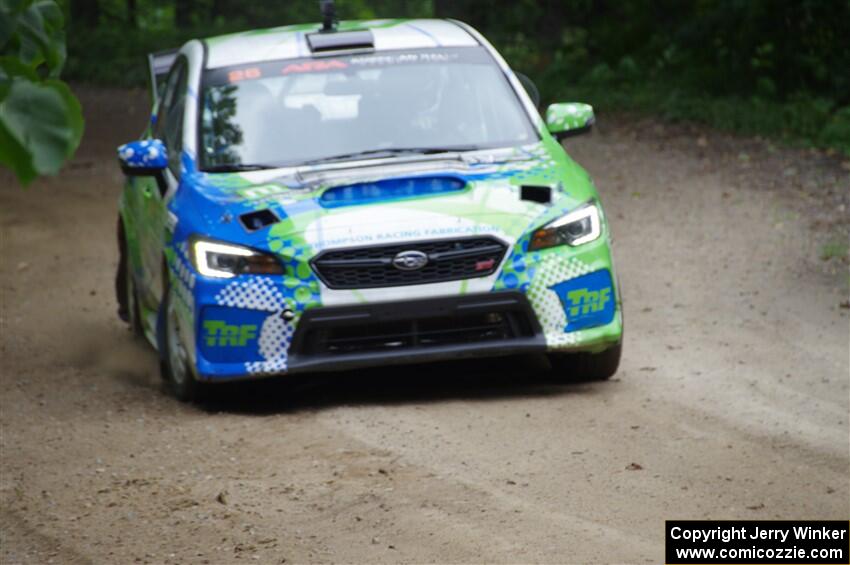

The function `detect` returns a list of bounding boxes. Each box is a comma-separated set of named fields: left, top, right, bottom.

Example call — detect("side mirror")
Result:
left=117, top=139, right=168, bottom=176
left=545, top=103, right=595, bottom=140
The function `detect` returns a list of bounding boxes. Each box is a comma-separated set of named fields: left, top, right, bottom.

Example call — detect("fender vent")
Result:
left=239, top=209, right=280, bottom=232
left=520, top=185, right=551, bottom=203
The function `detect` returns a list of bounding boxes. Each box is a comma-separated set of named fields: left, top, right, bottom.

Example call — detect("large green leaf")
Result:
left=0, top=76, right=83, bottom=185
left=0, top=53, right=39, bottom=81
left=0, top=0, right=81, bottom=185
left=3, top=0, right=65, bottom=75
left=0, top=0, right=27, bottom=50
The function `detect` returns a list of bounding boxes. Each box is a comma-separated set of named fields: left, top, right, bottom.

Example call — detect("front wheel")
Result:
left=548, top=342, right=622, bottom=381
left=161, top=285, right=202, bottom=402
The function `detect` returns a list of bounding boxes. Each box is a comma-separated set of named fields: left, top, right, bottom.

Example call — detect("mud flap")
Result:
left=116, top=218, right=129, bottom=322
left=156, top=296, right=167, bottom=359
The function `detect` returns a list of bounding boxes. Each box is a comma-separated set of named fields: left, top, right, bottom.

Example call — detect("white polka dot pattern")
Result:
left=257, top=315, right=291, bottom=358
left=214, top=278, right=293, bottom=374
left=215, top=278, right=285, bottom=311
left=246, top=358, right=289, bottom=374
left=173, top=274, right=194, bottom=312
left=173, top=242, right=196, bottom=289
left=526, top=256, right=592, bottom=347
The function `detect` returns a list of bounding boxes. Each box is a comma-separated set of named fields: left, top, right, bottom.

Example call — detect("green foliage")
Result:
left=488, top=0, right=850, bottom=155
left=552, top=79, right=850, bottom=155
left=0, top=0, right=83, bottom=185
left=59, top=0, right=850, bottom=154
left=62, top=0, right=432, bottom=86
left=65, top=24, right=210, bottom=86
left=820, top=240, right=849, bottom=262
left=821, top=107, right=850, bottom=154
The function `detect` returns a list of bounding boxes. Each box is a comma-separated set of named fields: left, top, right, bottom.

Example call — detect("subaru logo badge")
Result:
left=392, top=250, right=428, bottom=271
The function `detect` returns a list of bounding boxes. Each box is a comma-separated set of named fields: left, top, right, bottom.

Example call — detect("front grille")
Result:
left=299, top=306, right=536, bottom=356
left=311, top=236, right=508, bottom=289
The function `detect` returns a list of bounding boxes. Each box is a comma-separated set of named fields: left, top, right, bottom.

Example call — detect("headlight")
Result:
left=191, top=238, right=284, bottom=278
left=529, top=202, right=601, bottom=251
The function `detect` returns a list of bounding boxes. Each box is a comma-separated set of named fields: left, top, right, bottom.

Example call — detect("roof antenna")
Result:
left=320, top=0, right=337, bottom=33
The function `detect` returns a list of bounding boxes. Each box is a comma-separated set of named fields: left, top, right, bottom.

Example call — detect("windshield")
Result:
left=199, top=47, right=538, bottom=170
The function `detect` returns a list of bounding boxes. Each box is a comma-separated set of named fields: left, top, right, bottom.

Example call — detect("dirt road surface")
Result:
left=2, top=86, right=848, bottom=564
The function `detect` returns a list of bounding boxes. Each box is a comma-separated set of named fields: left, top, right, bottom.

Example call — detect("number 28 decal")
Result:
left=228, top=67, right=262, bottom=83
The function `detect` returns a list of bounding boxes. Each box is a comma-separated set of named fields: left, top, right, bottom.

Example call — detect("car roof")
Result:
left=203, top=18, right=479, bottom=69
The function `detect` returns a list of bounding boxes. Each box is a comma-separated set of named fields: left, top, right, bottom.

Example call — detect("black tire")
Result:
left=548, top=342, right=622, bottom=381
left=117, top=220, right=143, bottom=337
left=161, top=284, right=202, bottom=402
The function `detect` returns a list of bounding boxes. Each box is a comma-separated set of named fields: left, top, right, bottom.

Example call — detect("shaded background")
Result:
left=61, top=0, right=850, bottom=153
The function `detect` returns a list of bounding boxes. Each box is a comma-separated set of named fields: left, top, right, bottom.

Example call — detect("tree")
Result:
left=126, top=0, right=136, bottom=28
left=70, top=0, right=98, bottom=28
left=175, top=0, right=194, bottom=28
left=0, top=0, right=84, bottom=185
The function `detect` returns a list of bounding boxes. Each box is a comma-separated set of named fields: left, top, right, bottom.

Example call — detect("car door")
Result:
left=136, top=57, right=188, bottom=313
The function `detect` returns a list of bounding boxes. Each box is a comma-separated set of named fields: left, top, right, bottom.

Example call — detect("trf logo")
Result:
left=203, top=321, right=258, bottom=347
left=549, top=270, right=616, bottom=332
left=565, top=287, right=611, bottom=317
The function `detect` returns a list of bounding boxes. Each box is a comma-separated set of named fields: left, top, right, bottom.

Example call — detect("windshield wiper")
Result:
left=300, top=146, right=480, bottom=166
left=202, top=163, right=277, bottom=172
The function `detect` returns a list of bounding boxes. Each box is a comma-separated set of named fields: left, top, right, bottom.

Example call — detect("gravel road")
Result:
left=1, top=86, right=848, bottom=564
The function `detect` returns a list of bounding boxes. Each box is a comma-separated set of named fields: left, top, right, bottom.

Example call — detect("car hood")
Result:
left=175, top=141, right=599, bottom=254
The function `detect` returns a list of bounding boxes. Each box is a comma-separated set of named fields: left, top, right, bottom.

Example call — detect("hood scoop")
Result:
left=520, top=184, right=552, bottom=204
left=239, top=209, right=280, bottom=232
left=319, top=176, right=467, bottom=209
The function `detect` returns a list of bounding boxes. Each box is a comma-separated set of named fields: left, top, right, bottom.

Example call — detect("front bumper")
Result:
left=286, top=291, right=545, bottom=373
left=168, top=237, right=622, bottom=382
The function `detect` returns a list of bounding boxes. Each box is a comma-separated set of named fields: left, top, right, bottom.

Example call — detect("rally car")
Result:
left=116, top=12, right=623, bottom=401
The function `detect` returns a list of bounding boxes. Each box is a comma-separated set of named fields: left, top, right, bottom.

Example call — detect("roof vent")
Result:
left=307, top=30, right=374, bottom=52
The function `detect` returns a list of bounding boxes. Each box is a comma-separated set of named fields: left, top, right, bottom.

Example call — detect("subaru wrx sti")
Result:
left=116, top=15, right=623, bottom=400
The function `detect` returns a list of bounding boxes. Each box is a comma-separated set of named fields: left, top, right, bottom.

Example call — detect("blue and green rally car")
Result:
left=115, top=14, right=623, bottom=401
